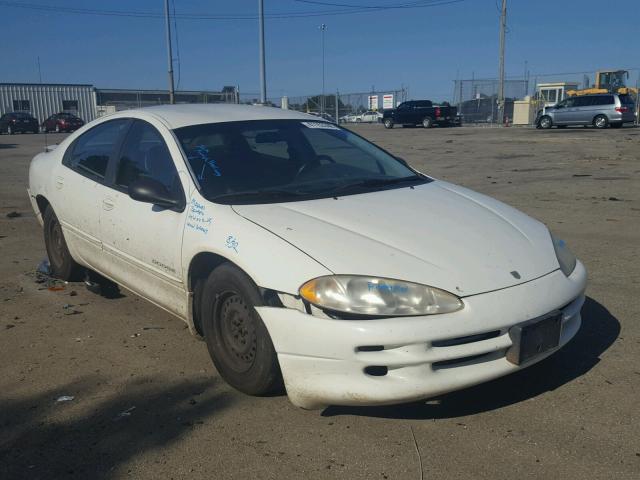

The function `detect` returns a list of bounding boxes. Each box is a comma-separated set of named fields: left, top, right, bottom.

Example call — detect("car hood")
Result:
left=233, top=181, right=559, bottom=296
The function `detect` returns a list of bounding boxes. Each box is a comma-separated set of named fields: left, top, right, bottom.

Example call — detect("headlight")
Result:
left=551, top=233, right=577, bottom=277
left=299, top=275, right=463, bottom=317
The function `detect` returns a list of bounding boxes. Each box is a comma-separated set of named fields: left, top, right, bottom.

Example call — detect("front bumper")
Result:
left=256, top=261, right=587, bottom=409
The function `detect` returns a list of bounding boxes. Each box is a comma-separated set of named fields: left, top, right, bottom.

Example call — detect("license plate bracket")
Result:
left=506, top=312, right=562, bottom=365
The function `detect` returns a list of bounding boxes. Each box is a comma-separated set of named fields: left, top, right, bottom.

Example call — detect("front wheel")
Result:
left=43, top=206, right=83, bottom=281
left=422, top=117, right=434, bottom=128
left=593, top=115, right=608, bottom=129
left=538, top=115, right=553, bottom=129
left=201, top=264, right=282, bottom=396
left=383, top=118, right=394, bottom=129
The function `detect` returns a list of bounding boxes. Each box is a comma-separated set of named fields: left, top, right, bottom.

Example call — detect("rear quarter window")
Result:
left=618, top=94, right=635, bottom=105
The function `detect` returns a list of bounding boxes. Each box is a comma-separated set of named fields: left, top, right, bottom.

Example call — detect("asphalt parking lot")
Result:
left=1, top=124, right=639, bottom=480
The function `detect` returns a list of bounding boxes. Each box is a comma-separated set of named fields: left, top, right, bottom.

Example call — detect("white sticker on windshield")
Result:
left=301, top=121, right=340, bottom=130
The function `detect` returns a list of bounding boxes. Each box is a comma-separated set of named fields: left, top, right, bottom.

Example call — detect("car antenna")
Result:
left=37, top=56, right=48, bottom=151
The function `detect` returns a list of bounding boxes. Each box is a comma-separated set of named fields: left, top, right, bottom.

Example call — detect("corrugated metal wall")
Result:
left=0, top=84, right=97, bottom=123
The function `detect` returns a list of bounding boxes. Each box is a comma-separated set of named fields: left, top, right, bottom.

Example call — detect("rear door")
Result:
left=99, top=118, right=189, bottom=317
left=57, top=119, right=131, bottom=270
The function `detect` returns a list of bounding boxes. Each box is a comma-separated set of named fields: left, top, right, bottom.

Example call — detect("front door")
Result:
left=99, top=119, right=189, bottom=318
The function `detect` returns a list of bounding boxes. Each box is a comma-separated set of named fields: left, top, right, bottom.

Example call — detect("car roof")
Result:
left=110, top=104, right=318, bottom=129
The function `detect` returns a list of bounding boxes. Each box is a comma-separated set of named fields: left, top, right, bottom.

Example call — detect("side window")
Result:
left=573, top=96, right=588, bottom=107
left=116, top=120, right=179, bottom=193
left=66, top=119, right=130, bottom=180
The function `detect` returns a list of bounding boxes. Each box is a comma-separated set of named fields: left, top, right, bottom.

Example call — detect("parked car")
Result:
left=0, top=112, right=39, bottom=134
left=42, top=113, right=85, bottom=133
left=536, top=93, right=636, bottom=129
left=382, top=100, right=458, bottom=128
left=339, top=112, right=359, bottom=123
left=28, top=104, right=586, bottom=409
left=355, top=110, right=382, bottom=123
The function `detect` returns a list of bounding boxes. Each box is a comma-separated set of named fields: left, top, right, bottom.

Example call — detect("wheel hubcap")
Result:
left=596, top=118, right=605, bottom=127
left=218, top=293, right=257, bottom=372
left=48, top=220, right=65, bottom=268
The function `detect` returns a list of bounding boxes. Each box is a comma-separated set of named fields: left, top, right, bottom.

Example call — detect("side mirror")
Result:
left=128, top=177, right=184, bottom=211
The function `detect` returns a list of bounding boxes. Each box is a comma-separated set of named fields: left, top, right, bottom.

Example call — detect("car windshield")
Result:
left=15, top=113, right=32, bottom=119
left=174, top=119, right=428, bottom=204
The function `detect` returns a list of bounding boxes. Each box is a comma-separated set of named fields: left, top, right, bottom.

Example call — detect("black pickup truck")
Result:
left=382, top=100, right=460, bottom=129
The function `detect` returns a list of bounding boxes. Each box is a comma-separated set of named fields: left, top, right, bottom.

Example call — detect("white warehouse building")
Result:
left=0, top=83, right=97, bottom=124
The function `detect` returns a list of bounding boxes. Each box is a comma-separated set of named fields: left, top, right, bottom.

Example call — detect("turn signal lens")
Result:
left=299, top=275, right=463, bottom=317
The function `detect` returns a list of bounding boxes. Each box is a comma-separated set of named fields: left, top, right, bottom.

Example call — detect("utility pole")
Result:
left=164, top=0, right=175, bottom=104
left=497, top=0, right=507, bottom=125
left=258, top=0, right=267, bottom=105
left=319, top=24, right=327, bottom=114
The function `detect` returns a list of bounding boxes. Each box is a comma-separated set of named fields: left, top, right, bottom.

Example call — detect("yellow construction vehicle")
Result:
left=566, top=70, right=637, bottom=97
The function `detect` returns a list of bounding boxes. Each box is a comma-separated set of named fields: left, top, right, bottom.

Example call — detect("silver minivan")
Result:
left=537, top=93, right=636, bottom=129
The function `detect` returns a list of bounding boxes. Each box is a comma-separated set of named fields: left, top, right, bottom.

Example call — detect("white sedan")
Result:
left=28, top=104, right=586, bottom=409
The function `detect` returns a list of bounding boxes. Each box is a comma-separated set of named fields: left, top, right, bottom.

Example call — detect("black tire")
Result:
left=201, top=263, right=282, bottom=396
left=610, top=122, right=623, bottom=129
left=383, top=118, right=394, bottom=129
left=538, top=115, right=553, bottom=129
left=7, top=125, right=14, bottom=135
left=422, top=117, right=434, bottom=128
left=43, top=206, right=83, bottom=281
left=593, top=115, right=608, bottom=129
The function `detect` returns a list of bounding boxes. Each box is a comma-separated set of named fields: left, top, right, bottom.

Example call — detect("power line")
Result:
left=0, top=0, right=466, bottom=20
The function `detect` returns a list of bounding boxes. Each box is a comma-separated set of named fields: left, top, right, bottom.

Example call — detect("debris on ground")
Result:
left=115, top=406, right=136, bottom=420
left=69, top=290, right=77, bottom=297
left=608, top=197, right=621, bottom=201
left=5, top=324, right=15, bottom=330
left=142, top=326, right=165, bottom=330
left=62, top=304, right=82, bottom=316
left=36, top=259, right=51, bottom=275
left=33, top=258, right=68, bottom=291
left=130, top=333, right=141, bottom=338
left=6, top=211, right=21, bottom=218
left=56, top=395, right=75, bottom=403
left=85, top=270, right=121, bottom=298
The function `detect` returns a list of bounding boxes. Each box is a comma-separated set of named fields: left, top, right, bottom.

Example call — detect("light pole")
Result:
left=258, top=0, right=267, bottom=105
left=497, top=0, right=507, bottom=124
left=164, top=0, right=175, bottom=104
left=319, top=23, right=327, bottom=115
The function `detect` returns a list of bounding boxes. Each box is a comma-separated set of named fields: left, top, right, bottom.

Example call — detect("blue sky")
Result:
left=2, top=0, right=639, bottom=100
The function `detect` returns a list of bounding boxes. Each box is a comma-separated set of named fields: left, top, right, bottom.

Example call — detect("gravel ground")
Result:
left=0, top=125, right=638, bottom=480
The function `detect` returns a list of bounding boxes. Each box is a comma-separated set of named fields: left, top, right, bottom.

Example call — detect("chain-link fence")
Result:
left=453, top=78, right=528, bottom=124
left=238, top=89, right=407, bottom=123
left=96, top=87, right=239, bottom=112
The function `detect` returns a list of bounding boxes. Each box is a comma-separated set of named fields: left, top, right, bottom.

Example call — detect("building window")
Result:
left=62, top=100, right=78, bottom=111
left=13, top=100, right=30, bottom=111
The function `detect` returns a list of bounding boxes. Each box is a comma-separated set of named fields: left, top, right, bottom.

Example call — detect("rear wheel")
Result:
left=383, top=118, right=394, bottom=129
left=43, top=206, right=83, bottom=281
left=201, top=263, right=282, bottom=396
left=593, top=115, right=608, bottom=129
left=538, top=115, right=553, bottom=129
left=422, top=117, right=434, bottom=128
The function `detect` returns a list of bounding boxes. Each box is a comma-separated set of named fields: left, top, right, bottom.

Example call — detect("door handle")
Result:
left=102, top=198, right=115, bottom=211
left=55, top=176, right=64, bottom=189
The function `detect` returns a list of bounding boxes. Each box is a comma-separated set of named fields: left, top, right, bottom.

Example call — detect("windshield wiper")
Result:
left=210, top=189, right=305, bottom=204
left=327, top=175, right=425, bottom=196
